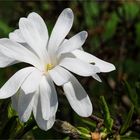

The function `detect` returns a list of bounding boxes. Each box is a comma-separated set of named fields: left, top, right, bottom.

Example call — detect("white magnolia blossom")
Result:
left=0, top=8, right=115, bottom=131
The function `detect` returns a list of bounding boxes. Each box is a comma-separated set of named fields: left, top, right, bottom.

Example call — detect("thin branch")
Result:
left=89, top=114, right=103, bottom=123
left=89, top=114, right=120, bottom=132
left=14, top=119, right=80, bottom=139
left=53, top=119, right=80, bottom=138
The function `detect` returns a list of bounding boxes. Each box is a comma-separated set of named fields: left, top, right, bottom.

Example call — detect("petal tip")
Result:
left=64, top=8, right=72, bottom=13
left=9, top=33, right=12, bottom=39
left=110, top=64, right=116, bottom=71
left=19, top=17, right=27, bottom=26
left=27, top=12, right=40, bottom=19
left=28, top=12, right=37, bottom=16
left=82, top=106, right=93, bottom=117
left=96, top=77, right=102, bottom=83
left=63, top=8, right=73, bottom=19
left=80, top=31, right=88, bottom=41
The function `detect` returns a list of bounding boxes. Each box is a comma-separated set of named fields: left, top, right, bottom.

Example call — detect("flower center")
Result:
left=46, top=63, right=54, bottom=71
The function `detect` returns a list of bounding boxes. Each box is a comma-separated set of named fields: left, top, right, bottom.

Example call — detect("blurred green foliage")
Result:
left=0, top=1, right=140, bottom=139
left=100, top=96, right=113, bottom=132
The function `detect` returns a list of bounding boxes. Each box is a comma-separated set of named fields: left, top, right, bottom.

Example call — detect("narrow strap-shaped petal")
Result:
left=0, top=67, right=36, bottom=99
left=48, top=8, right=74, bottom=59
left=72, top=50, right=116, bottom=72
left=0, top=53, right=18, bottom=68
left=33, top=91, right=55, bottom=131
left=21, top=68, right=42, bottom=94
left=27, top=12, right=49, bottom=48
left=59, top=58, right=100, bottom=77
left=49, top=65, right=70, bottom=86
left=19, top=17, right=49, bottom=62
left=0, top=39, right=42, bottom=69
left=46, top=75, right=58, bottom=118
left=9, top=29, right=25, bottom=43
left=9, top=29, right=42, bottom=56
left=63, top=71, right=93, bottom=117
left=39, top=76, right=51, bottom=120
left=36, top=115, right=55, bottom=131
left=92, top=74, right=102, bottom=82
left=40, top=75, right=58, bottom=120
left=18, top=89, right=35, bottom=122
left=57, top=31, right=88, bottom=55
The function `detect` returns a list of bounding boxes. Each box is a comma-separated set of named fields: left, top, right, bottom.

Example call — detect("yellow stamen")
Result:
left=46, top=63, right=53, bottom=71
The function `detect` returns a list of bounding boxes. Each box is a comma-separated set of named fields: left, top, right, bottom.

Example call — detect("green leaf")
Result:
left=7, top=104, right=17, bottom=119
left=120, top=105, right=134, bottom=134
left=100, top=96, right=114, bottom=132
left=81, top=119, right=96, bottom=128
left=103, top=12, right=119, bottom=41
left=120, top=135, right=139, bottom=140
left=123, top=3, right=139, bottom=20
left=124, top=81, right=138, bottom=108
left=77, top=127, right=90, bottom=134
left=77, top=127, right=91, bottom=139
left=83, top=1, right=99, bottom=27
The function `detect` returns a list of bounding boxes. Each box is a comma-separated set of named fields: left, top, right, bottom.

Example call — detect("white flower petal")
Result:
left=94, top=57, right=115, bottom=72
left=32, top=91, right=39, bottom=119
left=0, top=53, right=18, bottom=68
left=9, top=29, right=41, bottom=55
left=19, top=17, right=49, bottom=62
left=11, top=92, right=19, bottom=112
left=72, top=50, right=116, bottom=72
left=40, top=76, right=51, bottom=120
left=47, top=75, right=58, bottom=118
left=49, top=66, right=70, bottom=86
left=9, top=29, right=25, bottom=43
left=59, top=58, right=100, bottom=76
left=33, top=91, right=55, bottom=131
left=63, top=72, right=93, bottom=117
left=18, top=89, right=35, bottom=122
left=92, top=74, right=102, bottom=82
left=0, top=39, right=42, bottom=69
left=21, top=68, right=42, bottom=94
left=37, top=115, right=55, bottom=131
left=0, top=67, right=36, bottom=99
left=27, top=12, right=49, bottom=48
left=58, top=31, right=88, bottom=55
left=48, top=8, right=74, bottom=57
left=40, top=76, right=58, bottom=120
